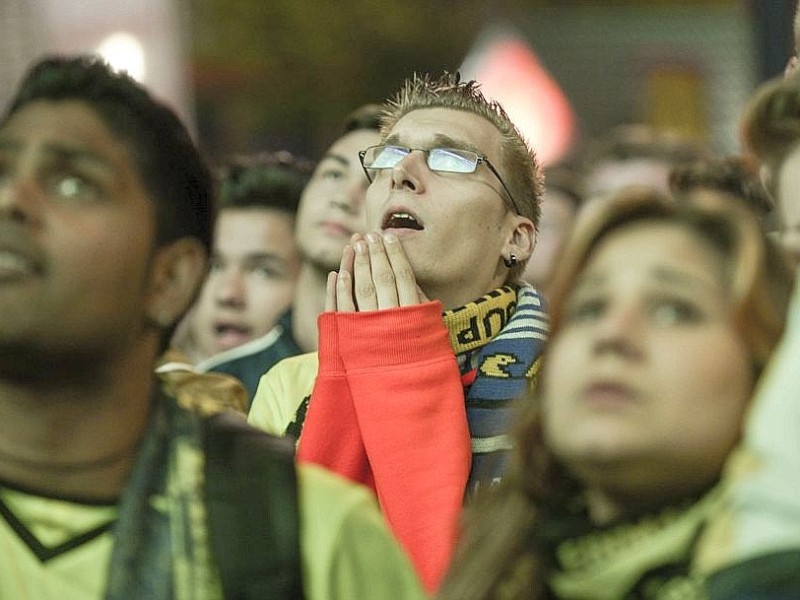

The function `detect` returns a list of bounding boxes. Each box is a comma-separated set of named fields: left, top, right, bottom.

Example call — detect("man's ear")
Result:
left=503, top=215, right=536, bottom=263
left=145, top=238, right=208, bottom=329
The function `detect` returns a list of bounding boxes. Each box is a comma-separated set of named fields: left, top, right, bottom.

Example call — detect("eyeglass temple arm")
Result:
left=482, top=159, right=521, bottom=214
left=357, top=150, right=374, bottom=183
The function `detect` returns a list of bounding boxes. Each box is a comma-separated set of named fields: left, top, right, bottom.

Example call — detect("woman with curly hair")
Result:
left=439, top=188, right=793, bottom=600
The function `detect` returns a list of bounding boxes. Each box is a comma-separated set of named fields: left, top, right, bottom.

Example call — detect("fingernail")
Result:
left=365, top=232, right=379, bottom=243
left=355, top=241, right=367, bottom=254
left=383, top=232, right=398, bottom=244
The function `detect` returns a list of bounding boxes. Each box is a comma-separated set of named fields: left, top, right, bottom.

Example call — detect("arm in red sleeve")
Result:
left=336, top=301, right=472, bottom=593
left=296, top=312, right=374, bottom=491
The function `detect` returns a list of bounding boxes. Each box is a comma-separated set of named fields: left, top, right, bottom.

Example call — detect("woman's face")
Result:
left=542, top=220, right=753, bottom=517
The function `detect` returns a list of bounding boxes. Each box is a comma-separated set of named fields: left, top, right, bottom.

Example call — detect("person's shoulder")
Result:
left=247, top=352, right=319, bottom=435
left=298, top=463, right=372, bottom=517
left=297, top=464, right=386, bottom=548
left=297, top=464, right=428, bottom=600
left=261, top=352, right=319, bottom=393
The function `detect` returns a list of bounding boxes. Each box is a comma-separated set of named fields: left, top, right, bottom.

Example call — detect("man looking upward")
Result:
left=250, top=72, right=548, bottom=592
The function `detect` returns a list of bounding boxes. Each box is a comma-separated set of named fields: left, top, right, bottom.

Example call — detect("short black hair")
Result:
left=3, top=54, right=214, bottom=254
left=340, top=103, right=383, bottom=135
left=669, top=154, right=775, bottom=218
left=581, top=123, right=707, bottom=170
left=217, top=151, right=312, bottom=215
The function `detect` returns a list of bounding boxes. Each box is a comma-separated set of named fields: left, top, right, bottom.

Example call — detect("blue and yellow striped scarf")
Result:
left=443, top=283, right=548, bottom=494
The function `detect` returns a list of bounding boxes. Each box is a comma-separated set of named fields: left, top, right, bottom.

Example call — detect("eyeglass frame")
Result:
left=357, top=144, right=521, bottom=215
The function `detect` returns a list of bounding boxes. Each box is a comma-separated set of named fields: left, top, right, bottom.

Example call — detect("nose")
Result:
left=0, top=175, right=41, bottom=224
left=389, top=150, right=426, bottom=193
left=213, top=266, right=247, bottom=309
left=590, top=303, right=644, bottom=360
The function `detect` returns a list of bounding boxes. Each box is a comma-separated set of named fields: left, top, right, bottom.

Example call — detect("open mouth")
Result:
left=0, top=250, right=37, bottom=280
left=213, top=323, right=252, bottom=349
left=381, top=210, right=424, bottom=231
left=582, top=380, right=640, bottom=407
left=319, top=220, right=353, bottom=237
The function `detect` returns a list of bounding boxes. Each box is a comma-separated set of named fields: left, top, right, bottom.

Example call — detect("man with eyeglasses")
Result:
left=248, top=71, right=549, bottom=592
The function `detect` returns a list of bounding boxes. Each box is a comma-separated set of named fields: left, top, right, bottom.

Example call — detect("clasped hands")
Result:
left=326, top=232, right=428, bottom=312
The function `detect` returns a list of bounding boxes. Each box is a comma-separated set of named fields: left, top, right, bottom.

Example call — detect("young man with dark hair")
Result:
left=0, top=54, right=423, bottom=600
left=174, top=152, right=309, bottom=366
left=579, top=123, right=707, bottom=203
left=249, top=71, right=549, bottom=592
left=203, top=104, right=383, bottom=401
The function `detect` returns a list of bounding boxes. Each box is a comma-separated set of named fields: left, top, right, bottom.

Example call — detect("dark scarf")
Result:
left=533, top=488, right=723, bottom=600
left=104, top=386, right=223, bottom=600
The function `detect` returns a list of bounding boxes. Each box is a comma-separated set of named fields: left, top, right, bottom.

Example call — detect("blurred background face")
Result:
left=522, top=188, right=578, bottom=290
left=294, top=129, right=380, bottom=272
left=542, top=220, right=753, bottom=514
left=186, top=207, right=300, bottom=361
left=0, top=100, right=161, bottom=371
left=583, top=158, right=672, bottom=204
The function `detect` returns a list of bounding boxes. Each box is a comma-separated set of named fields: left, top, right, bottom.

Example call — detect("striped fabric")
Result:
left=443, top=284, right=549, bottom=493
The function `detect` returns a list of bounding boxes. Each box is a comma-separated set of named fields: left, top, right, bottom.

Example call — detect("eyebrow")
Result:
left=212, top=250, right=291, bottom=269
left=0, top=138, right=115, bottom=174
left=651, top=265, right=721, bottom=294
left=318, top=151, right=349, bottom=168
left=383, top=133, right=481, bottom=155
left=574, top=265, right=721, bottom=296
left=244, top=252, right=289, bottom=263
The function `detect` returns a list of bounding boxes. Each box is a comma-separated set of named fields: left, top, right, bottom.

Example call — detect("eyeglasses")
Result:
left=358, top=144, right=520, bottom=214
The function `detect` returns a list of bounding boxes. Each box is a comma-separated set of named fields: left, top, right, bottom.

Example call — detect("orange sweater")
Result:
left=297, top=301, right=472, bottom=593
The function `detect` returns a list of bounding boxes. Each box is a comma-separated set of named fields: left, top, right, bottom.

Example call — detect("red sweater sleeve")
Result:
left=335, top=301, right=472, bottom=593
left=296, top=312, right=374, bottom=490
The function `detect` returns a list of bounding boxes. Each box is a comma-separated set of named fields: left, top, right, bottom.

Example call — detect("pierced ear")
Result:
left=503, top=215, right=536, bottom=263
left=145, top=238, right=207, bottom=330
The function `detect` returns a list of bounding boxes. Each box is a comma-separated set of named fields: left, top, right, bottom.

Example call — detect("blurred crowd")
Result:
left=2, top=5, right=800, bottom=600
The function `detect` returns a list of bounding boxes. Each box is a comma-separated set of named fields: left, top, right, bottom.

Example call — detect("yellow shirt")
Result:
left=0, top=487, right=116, bottom=598
left=0, top=464, right=425, bottom=600
left=248, top=352, right=319, bottom=436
